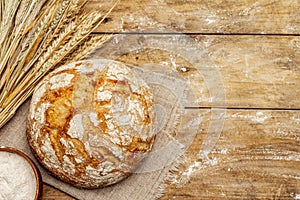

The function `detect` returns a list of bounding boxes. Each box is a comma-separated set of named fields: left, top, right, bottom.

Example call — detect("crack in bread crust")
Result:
left=27, top=59, right=156, bottom=188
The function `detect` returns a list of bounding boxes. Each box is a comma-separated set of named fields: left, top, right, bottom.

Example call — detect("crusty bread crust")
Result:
left=27, top=59, right=156, bottom=189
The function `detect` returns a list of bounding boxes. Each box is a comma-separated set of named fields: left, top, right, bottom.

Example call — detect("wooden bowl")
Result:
left=0, top=146, right=43, bottom=200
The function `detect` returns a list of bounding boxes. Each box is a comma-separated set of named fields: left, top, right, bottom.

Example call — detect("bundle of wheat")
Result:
left=0, top=0, right=117, bottom=128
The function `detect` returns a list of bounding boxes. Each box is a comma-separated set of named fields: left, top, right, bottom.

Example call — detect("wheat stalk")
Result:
left=61, top=34, right=113, bottom=64
left=0, top=0, right=119, bottom=129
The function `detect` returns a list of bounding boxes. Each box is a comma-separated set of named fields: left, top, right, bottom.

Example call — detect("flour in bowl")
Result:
left=0, top=151, right=37, bottom=200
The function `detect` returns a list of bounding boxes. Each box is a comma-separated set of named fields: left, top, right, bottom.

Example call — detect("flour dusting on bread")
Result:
left=27, top=59, right=156, bottom=188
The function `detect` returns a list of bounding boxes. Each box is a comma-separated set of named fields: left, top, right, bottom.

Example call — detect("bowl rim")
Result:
left=0, top=146, right=43, bottom=200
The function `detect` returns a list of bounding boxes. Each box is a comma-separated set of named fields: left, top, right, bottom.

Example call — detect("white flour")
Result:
left=0, top=151, right=36, bottom=200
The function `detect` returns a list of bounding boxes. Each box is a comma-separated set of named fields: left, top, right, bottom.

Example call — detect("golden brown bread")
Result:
left=26, top=59, right=156, bottom=188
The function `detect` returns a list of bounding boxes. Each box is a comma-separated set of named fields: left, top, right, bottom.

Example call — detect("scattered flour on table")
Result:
left=290, top=192, right=300, bottom=200
left=231, top=111, right=271, bottom=123
left=0, top=151, right=36, bottom=200
left=171, top=157, right=219, bottom=185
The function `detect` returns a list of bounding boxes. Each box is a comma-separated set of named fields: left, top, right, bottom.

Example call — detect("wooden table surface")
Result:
left=42, top=0, right=300, bottom=199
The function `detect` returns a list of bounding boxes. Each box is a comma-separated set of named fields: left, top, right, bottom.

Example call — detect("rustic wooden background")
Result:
left=42, top=0, right=300, bottom=199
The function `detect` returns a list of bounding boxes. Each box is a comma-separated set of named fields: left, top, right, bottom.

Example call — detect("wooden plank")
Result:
left=161, top=109, right=300, bottom=199
left=42, top=184, right=74, bottom=200
left=87, top=0, right=300, bottom=34
left=41, top=109, right=300, bottom=199
left=93, top=34, right=300, bottom=109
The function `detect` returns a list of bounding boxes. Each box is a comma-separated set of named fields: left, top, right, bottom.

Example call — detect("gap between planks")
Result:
left=185, top=107, right=300, bottom=111
left=93, top=31, right=300, bottom=37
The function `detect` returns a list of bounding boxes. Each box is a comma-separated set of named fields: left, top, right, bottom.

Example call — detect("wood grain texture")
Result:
left=41, top=0, right=300, bottom=199
left=86, top=0, right=300, bottom=34
left=93, top=34, right=300, bottom=109
left=42, top=109, right=300, bottom=199
left=41, top=35, right=300, bottom=199
left=161, top=109, right=300, bottom=200
left=43, top=184, right=75, bottom=200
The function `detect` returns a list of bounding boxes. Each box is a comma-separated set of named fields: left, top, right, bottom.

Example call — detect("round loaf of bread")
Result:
left=26, top=59, right=156, bottom=188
